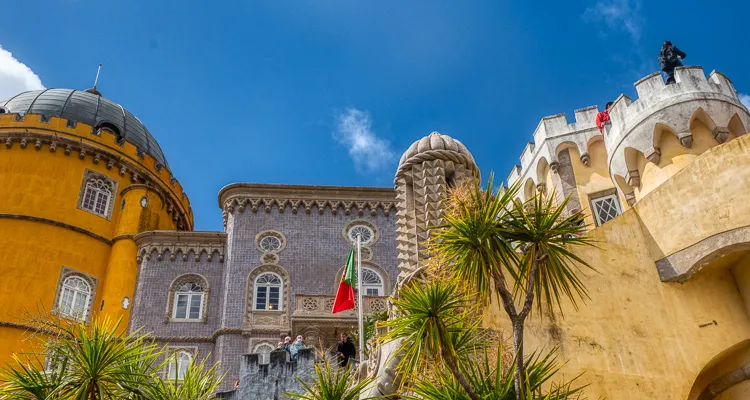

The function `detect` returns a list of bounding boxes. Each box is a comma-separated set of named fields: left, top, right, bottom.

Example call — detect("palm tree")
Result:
left=407, top=346, right=585, bottom=400
left=284, top=354, right=377, bottom=400
left=379, top=278, right=487, bottom=400
left=0, top=354, right=65, bottom=400
left=432, top=173, right=592, bottom=399
left=0, top=315, right=223, bottom=400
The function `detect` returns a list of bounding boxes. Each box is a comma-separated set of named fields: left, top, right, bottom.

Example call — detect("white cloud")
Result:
left=740, top=93, right=750, bottom=110
left=583, top=0, right=643, bottom=42
left=334, top=108, right=395, bottom=173
left=0, top=45, right=44, bottom=100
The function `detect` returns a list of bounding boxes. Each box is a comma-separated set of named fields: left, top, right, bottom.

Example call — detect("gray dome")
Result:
left=1, top=89, right=170, bottom=170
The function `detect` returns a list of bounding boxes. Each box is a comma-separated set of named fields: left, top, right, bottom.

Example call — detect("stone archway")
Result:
left=688, top=340, right=750, bottom=399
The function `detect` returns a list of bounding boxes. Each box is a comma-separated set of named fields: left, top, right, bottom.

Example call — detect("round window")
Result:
left=348, top=225, right=374, bottom=244
left=259, top=235, right=282, bottom=252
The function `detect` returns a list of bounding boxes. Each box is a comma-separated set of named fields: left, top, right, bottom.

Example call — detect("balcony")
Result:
left=291, top=294, right=388, bottom=321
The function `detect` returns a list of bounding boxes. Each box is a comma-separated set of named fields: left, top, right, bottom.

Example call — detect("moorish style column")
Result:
left=365, top=131, right=479, bottom=397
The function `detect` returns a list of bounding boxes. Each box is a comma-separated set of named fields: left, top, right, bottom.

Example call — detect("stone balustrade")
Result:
left=291, top=294, right=388, bottom=319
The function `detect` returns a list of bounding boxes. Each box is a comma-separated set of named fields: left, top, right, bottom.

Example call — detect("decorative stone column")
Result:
left=365, top=131, right=479, bottom=397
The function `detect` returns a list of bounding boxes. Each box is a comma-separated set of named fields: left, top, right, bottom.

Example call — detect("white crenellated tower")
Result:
left=506, top=66, right=750, bottom=227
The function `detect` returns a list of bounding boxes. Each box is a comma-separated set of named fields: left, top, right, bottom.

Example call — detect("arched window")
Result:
left=167, top=351, right=192, bottom=381
left=362, top=268, right=384, bottom=296
left=58, top=276, right=91, bottom=318
left=81, top=177, right=113, bottom=216
left=254, top=273, right=282, bottom=311
left=253, top=343, right=275, bottom=364
left=172, top=282, right=204, bottom=320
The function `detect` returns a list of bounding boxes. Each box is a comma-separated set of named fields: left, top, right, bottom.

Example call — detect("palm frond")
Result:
left=502, top=190, right=595, bottom=314
left=430, top=173, right=520, bottom=306
left=406, top=346, right=586, bottom=400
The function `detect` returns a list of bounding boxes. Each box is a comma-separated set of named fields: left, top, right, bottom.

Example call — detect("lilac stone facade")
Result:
left=129, top=184, right=398, bottom=390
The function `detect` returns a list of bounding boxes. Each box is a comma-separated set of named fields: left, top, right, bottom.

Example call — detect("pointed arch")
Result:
left=728, top=113, right=747, bottom=138
left=536, top=157, right=550, bottom=187
left=690, top=107, right=718, bottom=133
left=523, top=178, right=536, bottom=202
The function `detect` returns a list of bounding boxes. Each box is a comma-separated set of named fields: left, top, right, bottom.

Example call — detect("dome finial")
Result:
left=84, top=64, right=103, bottom=96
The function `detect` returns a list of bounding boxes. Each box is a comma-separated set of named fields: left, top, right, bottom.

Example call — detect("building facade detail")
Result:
left=135, top=231, right=226, bottom=263
left=244, top=265, right=291, bottom=335
left=52, top=267, right=98, bottom=323
left=78, top=169, right=118, bottom=219
left=165, top=274, right=210, bottom=324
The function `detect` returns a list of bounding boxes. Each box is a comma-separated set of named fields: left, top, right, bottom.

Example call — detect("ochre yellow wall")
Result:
left=0, top=114, right=192, bottom=366
left=732, top=253, right=750, bottom=319
left=568, top=141, right=630, bottom=227
left=634, top=133, right=750, bottom=259
left=486, top=133, right=750, bottom=399
left=634, top=122, right=718, bottom=201
left=717, top=381, right=750, bottom=399
left=688, top=340, right=750, bottom=399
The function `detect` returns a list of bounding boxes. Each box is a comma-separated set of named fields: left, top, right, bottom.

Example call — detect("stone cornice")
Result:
left=219, top=183, right=397, bottom=225
left=135, top=230, right=227, bottom=263
left=0, top=128, right=192, bottom=230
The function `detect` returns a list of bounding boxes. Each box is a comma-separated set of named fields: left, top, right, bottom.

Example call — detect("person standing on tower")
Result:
left=596, top=102, right=614, bottom=133
left=659, top=41, right=687, bottom=85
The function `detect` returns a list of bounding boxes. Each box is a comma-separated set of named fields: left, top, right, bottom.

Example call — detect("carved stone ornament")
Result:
left=255, top=230, right=287, bottom=254
left=219, top=184, right=397, bottom=226
left=134, top=231, right=226, bottom=263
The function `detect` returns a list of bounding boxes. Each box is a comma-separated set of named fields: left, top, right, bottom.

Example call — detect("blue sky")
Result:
left=1, top=0, right=749, bottom=231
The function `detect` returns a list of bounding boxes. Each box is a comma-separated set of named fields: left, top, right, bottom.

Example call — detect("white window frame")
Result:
left=591, top=193, right=622, bottom=226
left=167, top=351, right=192, bottom=381
left=253, top=273, right=283, bottom=311
left=172, top=283, right=205, bottom=320
left=80, top=177, right=113, bottom=217
left=58, top=276, right=92, bottom=319
left=362, top=268, right=384, bottom=296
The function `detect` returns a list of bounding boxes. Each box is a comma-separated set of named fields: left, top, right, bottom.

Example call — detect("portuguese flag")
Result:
left=331, top=247, right=357, bottom=313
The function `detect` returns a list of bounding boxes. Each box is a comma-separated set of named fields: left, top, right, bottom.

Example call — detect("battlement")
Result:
left=505, top=66, right=750, bottom=206
left=606, top=66, right=741, bottom=151
left=507, top=106, right=601, bottom=190
left=605, top=67, right=750, bottom=199
left=0, top=113, right=193, bottom=227
left=219, top=348, right=316, bottom=400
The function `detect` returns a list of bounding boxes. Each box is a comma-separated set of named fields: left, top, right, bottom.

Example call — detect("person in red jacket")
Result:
left=596, top=102, right=614, bottom=133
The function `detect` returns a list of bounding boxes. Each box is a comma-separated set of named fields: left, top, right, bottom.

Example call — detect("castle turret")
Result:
left=0, top=89, right=192, bottom=362
left=506, top=66, right=750, bottom=228
left=393, top=132, right=479, bottom=283
left=605, top=66, right=749, bottom=203
left=366, top=131, right=479, bottom=397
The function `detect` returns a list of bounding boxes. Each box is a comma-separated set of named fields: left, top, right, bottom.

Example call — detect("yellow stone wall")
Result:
left=486, top=133, right=750, bottom=399
left=567, top=141, right=630, bottom=227
left=0, top=113, right=192, bottom=366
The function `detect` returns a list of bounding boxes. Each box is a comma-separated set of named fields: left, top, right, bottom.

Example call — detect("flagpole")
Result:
left=356, top=233, right=365, bottom=363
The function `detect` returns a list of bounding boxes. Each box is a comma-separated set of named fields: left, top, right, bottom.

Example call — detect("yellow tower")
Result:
left=0, top=88, right=193, bottom=364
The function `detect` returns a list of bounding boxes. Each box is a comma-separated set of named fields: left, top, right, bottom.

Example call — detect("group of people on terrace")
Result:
left=596, top=41, right=687, bottom=133
left=275, top=332, right=357, bottom=367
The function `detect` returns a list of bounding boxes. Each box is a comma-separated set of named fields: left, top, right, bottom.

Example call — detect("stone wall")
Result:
left=216, top=348, right=316, bottom=400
